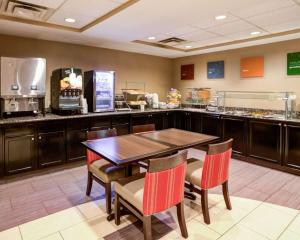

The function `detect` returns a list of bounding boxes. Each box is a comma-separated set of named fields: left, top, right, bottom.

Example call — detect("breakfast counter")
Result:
left=1, top=108, right=300, bottom=177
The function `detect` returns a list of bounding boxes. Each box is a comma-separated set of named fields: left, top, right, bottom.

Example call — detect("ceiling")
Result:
left=1, top=0, right=300, bottom=58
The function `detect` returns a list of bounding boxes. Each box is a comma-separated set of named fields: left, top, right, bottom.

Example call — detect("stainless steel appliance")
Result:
left=84, top=70, right=115, bottom=112
left=0, top=57, right=46, bottom=117
left=51, top=68, right=83, bottom=115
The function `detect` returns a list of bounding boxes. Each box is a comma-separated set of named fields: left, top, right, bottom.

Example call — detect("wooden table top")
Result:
left=137, top=128, right=218, bottom=149
left=82, top=134, right=172, bottom=166
left=82, top=128, right=219, bottom=166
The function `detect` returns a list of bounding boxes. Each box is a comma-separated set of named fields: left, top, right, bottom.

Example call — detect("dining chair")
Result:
left=185, top=139, right=233, bottom=224
left=86, top=128, right=139, bottom=214
left=132, top=123, right=155, bottom=133
left=114, top=150, right=189, bottom=240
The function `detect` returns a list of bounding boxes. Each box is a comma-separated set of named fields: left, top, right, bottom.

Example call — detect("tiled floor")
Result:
left=0, top=148, right=300, bottom=239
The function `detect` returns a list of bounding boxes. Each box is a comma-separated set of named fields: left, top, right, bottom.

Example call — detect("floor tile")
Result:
left=195, top=203, right=250, bottom=234
left=43, top=197, right=74, bottom=214
left=278, top=230, right=300, bottom=240
left=0, top=227, right=22, bottom=240
left=60, top=215, right=129, bottom=240
left=287, top=213, right=300, bottom=235
left=19, top=207, right=86, bottom=240
left=76, top=200, right=107, bottom=219
left=240, top=204, right=295, bottom=239
left=216, top=196, right=261, bottom=212
left=262, top=202, right=299, bottom=217
left=233, top=187, right=270, bottom=202
left=39, top=233, right=64, bottom=240
left=266, top=189, right=300, bottom=210
left=218, top=224, right=269, bottom=240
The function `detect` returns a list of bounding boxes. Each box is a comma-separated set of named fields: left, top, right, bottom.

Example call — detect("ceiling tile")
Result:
left=264, top=19, right=300, bottom=33
left=191, top=13, right=238, bottom=29
left=166, top=25, right=199, bottom=37
left=207, top=20, right=255, bottom=35
left=227, top=29, right=268, bottom=41
left=196, top=36, right=232, bottom=46
left=181, top=30, right=219, bottom=41
left=231, top=0, right=295, bottom=18
left=246, top=5, right=300, bottom=28
left=23, top=0, right=65, bottom=9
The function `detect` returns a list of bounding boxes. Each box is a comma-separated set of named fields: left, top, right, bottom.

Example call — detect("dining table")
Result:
left=82, top=128, right=219, bottom=220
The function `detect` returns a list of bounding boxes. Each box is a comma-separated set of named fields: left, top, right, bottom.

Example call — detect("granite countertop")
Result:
left=0, top=108, right=300, bottom=125
left=0, top=109, right=175, bottom=125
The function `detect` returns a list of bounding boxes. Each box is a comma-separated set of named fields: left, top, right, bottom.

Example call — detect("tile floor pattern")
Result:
left=0, top=148, right=299, bottom=239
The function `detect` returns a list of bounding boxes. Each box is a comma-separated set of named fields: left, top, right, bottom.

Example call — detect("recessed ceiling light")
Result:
left=250, top=31, right=261, bottom=35
left=65, top=18, right=76, bottom=23
left=185, top=45, right=192, bottom=49
left=147, top=36, right=156, bottom=40
left=215, top=15, right=227, bottom=20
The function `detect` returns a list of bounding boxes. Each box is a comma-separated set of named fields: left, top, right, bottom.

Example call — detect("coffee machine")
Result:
left=51, top=68, right=83, bottom=115
left=0, top=57, right=46, bottom=118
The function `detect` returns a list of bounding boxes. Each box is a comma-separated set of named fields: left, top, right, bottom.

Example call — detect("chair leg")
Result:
left=86, top=171, right=93, bottom=196
left=143, top=215, right=152, bottom=240
left=176, top=201, right=188, bottom=238
left=105, top=183, right=112, bottom=214
left=222, top=181, right=232, bottom=210
left=201, top=189, right=210, bottom=224
left=114, top=193, right=121, bottom=226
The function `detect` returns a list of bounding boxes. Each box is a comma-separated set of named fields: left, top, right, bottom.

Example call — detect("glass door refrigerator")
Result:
left=84, top=70, right=115, bottom=112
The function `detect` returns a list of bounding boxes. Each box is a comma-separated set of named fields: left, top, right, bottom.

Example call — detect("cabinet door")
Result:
left=222, top=117, right=246, bottom=155
left=149, top=113, right=164, bottom=130
left=38, top=131, right=66, bottom=167
left=191, top=112, right=201, bottom=133
left=201, top=114, right=221, bottom=136
left=248, top=120, right=282, bottom=163
left=131, top=114, right=149, bottom=127
left=113, top=123, right=129, bottom=135
left=5, top=135, right=36, bottom=174
left=163, top=112, right=175, bottom=129
left=66, top=121, right=88, bottom=162
left=90, top=117, right=111, bottom=131
left=0, top=130, right=4, bottom=177
left=284, top=124, right=300, bottom=170
left=178, top=112, right=191, bottom=130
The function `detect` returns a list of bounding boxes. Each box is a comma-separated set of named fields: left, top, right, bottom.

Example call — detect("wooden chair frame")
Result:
left=114, top=151, right=189, bottom=240
left=185, top=139, right=233, bottom=225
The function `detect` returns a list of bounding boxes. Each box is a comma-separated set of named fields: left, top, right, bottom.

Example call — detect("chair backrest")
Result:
left=132, top=124, right=155, bottom=133
left=201, top=139, right=233, bottom=190
left=86, top=128, right=117, bottom=165
left=143, top=150, right=187, bottom=216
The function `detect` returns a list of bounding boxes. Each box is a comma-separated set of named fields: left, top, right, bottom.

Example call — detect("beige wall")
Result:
left=0, top=34, right=173, bottom=107
left=173, top=39, right=300, bottom=111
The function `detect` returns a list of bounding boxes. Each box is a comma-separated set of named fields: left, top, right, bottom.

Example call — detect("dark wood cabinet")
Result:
left=90, top=117, right=111, bottom=131
left=38, top=131, right=66, bottom=167
left=222, top=117, right=247, bottom=155
left=0, top=129, right=3, bottom=177
left=163, top=112, right=175, bottom=129
left=248, top=120, right=282, bottom=163
left=131, top=113, right=164, bottom=131
left=112, top=115, right=130, bottom=135
left=178, top=112, right=192, bottom=130
left=201, top=113, right=221, bottom=136
left=66, top=121, right=88, bottom=162
left=284, top=124, right=300, bottom=170
left=4, top=127, right=36, bottom=175
left=191, top=112, right=201, bottom=133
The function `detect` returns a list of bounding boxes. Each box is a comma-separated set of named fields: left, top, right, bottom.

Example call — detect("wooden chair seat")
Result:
left=89, top=160, right=139, bottom=183
left=186, top=158, right=204, bottom=186
left=114, top=173, right=146, bottom=212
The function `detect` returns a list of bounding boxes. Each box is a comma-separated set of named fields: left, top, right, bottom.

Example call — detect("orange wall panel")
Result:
left=240, top=56, right=264, bottom=78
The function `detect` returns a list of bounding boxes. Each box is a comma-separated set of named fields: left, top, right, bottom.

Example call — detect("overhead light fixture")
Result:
left=215, top=15, right=227, bottom=20
left=185, top=45, right=192, bottom=49
left=250, top=31, right=261, bottom=35
left=147, top=36, right=156, bottom=40
left=65, top=18, right=76, bottom=23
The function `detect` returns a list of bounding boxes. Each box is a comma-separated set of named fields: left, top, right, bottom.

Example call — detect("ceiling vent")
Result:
left=0, top=0, right=54, bottom=21
left=159, top=37, right=186, bottom=46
